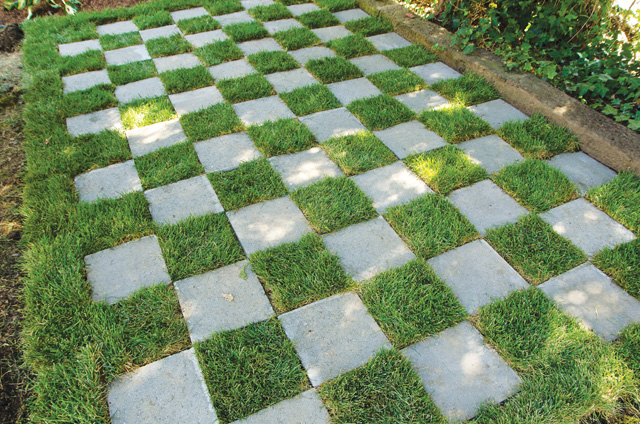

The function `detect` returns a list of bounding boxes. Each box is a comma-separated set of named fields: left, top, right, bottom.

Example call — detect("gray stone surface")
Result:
left=270, top=147, right=343, bottom=190
left=67, top=107, right=124, bottom=137
left=241, top=0, right=275, bottom=8
left=104, top=44, right=151, bottom=66
left=115, top=77, right=165, bottom=103
left=62, top=69, right=111, bottom=94
left=238, top=38, right=283, bottom=55
left=144, top=175, right=224, bottom=225
left=427, top=239, right=528, bottom=314
left=395, top=89, right=450, bottom=114
left=458, top=135, right=523, bottom=174
left=548, top=152, right=617, bottom=195
left=266, top=68, right=318, bottom=93
left=402, top=321, right=521, bottom=423
left=185, top=29, right=229, bottom=48
left=139, top=24, right=181, bottom=42
left=540, top=263, right=640, bottom=342
left=448, top=179, right=528, bottom=235
left=280, top=293, right=391, bottom=386
left=287, top=3, right=320, bottom=16
left=175, top=260, right=274, bottom=343
left=289, top=46, right=335, bottom=65
left=169, top=86, right=224, bottom=116
left=468, top=99, right=528, bottom=130
left=299, top=107, right=366, bottom=143
left=126, top=119, right=188, bottom=157
left=233, top=96, right=296, bottom=126
left=333, top=8, right=369, bottom=23
left=195, top=132, right=262, bottom=173
left=216, top=11, right=255, bottom=26
left=59, top=39, right=102, bottom=57
left=75, top=160, right=141, bottom=203
left=264, top=18, right=303, bottom=34
left=410, top=62, right=461, bottom=85
left=327, top=77, right=381, bottom=105
left=366, top=32, right=411, bottom=51
left=541, top=198, right=635, bottom=256
left=85, top=235, right=170, bottom=304
left=97, top=20, right=138, bottom=36
left=233, top=389, right=330, bottom=424
left=108, top=349, right=217, bottom=423
left=349, top=54, right=400, bottom=76
left=311, top=26, right=352, bottom=43
left=209, top=58, right=257, bottom=80
left=171, top=7, right=209, bottom=21
left=352, top=161, right=431, bottom=213
left=227, top=196, right=313, bottom=254
left=373, top=120, right=446, bottom=159
left=323, top=216, right=415, bottom=281
left=154, top=53, right=202, bottom=73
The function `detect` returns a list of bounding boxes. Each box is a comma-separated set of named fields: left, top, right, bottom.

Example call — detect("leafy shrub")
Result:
left=4, top=0, right=81, bottom=18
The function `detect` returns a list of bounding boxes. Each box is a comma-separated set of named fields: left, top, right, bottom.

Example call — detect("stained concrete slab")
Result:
left=209, top=58, right=257, bottom=80
left=299, top=107, right=366, bottom=143
left=171, top=7, right=209, bottom=22
left=62, top=69, right=111, bottom=94
left=280, top=292, right=391, bottom=386
left=333, top=8, right=369, bottom=23
left=126, top=119, right=188, bottom=157
left=264, top=18, right=303, bottom=34
left=97, top=20, right=138, bottom=36
left=216, top=11, right=255, bottom=26
left=74, top=160, right=142, bottom=203
left=311, top=25, right=352, bottom=43
left=85, top=235, right=171, bottom=304
left=366, top=32, right=411, bottom=51
left=427, top=239, right=528, bottom=314
left=410, top=62, right=461, bottom=85
left=67, top=107, right=124, bottom=137
left=233, top=96, right=296, bottom=126
left=270, top=147, right=343, bottom=189
left=468, top=99, right=528, bottom=130
left=548, top=152, right=617, bottom=195
left=327, top=77, right=381, bottom=105
left=185, top=29, right=229, bottom=48
left=194, top=132, right=262, bottom=173
left=139, top=24, right=182, bottom=42
left=394, top=89, right=450, bottom=114
left=115, top=77, right=165, bottom=103
left=289, top=46, right=335, bottom=65
left=154, top=53, right=203, bottom=73
left=238, top=38, right=284, bottom=55
left=104, top=44, right=152, bottom=66
left=233, top=389, right=330, bottom=424
left=373, top=120, right=446, bottom=159
left=349, top=54, right=400, bottom=76
left=402, top=321, right=521, bottom=423
left=169, top=86, right=225, bottom=116
left=59, top=39, right=102, bottom=57
left=287, top=3, right=320, bottom=16
left=266, top=68, right=317, bottom=92
left=458, top=135, right=524, bottom=174
left=175, top=260, right=274, bottom=343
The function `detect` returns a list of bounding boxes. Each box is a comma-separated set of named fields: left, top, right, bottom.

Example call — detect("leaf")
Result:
left=461, top=43, right=476, bottom=55
left=601, top=104, right=618, bottom=116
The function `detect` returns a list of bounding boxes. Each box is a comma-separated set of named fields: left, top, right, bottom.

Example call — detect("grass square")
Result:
left=290, top=176, right=377, bottom=233
left=404, top=145, right=488, bottom=195
left=176, top=15, right=221, bottom=34
left=498, top=113, right=579, bottom=159
left=361, top=260, right=467, bottom=348
left=383, top=44, right=439, bottom=67
left=486, top=214, right=587, bottom=285
left=384, top=194, right=478, bottom=260
left=492, top=159, right=578, bottom=212
left=217, top=74, right=275, bottom=103
left=194, top=39, right=244, bottom=66
left=59, top=50, right=106, bottom=77
left=209, top=157, right=288, bottom=210
left=326, top=34, right=377, bottom=59
left=616, top=323, right=640, bottom=382
left=180, top=102, right=244, bottom=141
left=298, top=9, right=339, bottom=28
left=119, top=95, right=177, bottom=130
left=223, top=21, right=269, bottom=42
left=593, top=239, right=640, bottom=300
left=306, top=56, right=363, bottom=83
left=368, top=68, right=427, bottom=96
left=430, top=72, right=500, bottom=106
left=246, top=118, right=316, bottom=156
left=273, top=27, right=321, bottom=50
left=204, top=0, right=244, bottom=16
left=145, top=33, right=193, bottom=58
left=54, top=21, right=98, bottom=44
left=280, top=84, right=341, bottom=115
left=347, top=95, right=415, bottom=131
left=418, top=104, right=493, bottom=143
left=274, top=0, right=307, bottom=5
left=107, top=59, right=157, bottom=85
left=247, top=50, right=299, bottom=74
left=159, top=66, right=214, bottom=94
left=63, top=84, right=117, bottom=117
left=315, top=0, right=357, bottom=12
left=99, top=31, right=143, bottom=51
left=249, top=3, right=292, bottom=21
left=322, top=131, right=396, bottom=175
left=588, top=172, right=640, bottom=235
left=63, top=130, right=132, bottom=177
left=250, top=233, right=351, bottom=312
left=134, top=142, right=204, bottom=190
left=195, top=319, right=309, bottom=424
left=133, top=10, right=173, bottom=30
left=344, top=16, right=393, bottom=37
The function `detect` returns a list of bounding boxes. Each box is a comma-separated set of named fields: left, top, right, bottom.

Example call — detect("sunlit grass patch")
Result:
left=119, top=95, right=177, bottom=130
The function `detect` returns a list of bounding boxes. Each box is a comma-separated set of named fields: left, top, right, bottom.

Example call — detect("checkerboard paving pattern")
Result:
left=62, top=2, right=640, bottom=422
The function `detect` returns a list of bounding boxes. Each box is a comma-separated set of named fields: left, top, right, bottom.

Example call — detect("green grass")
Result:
left=273, top=27, right=321, bottom=50
left=588, top=172, right=640, bottom=235
left=323, top=131, right=396, bottom=175
left=319, top=349, right=447, bottom=423
left=344, top=16, right=393, bottom=37
left=384, top=194, right=478, bottom=260
left=498, top=113, right=580, bottom=159
left=247, top=50, right=299, bottom=74
left=60, top=130, right=132, bottom=177
left=53, top=20, right=98, bottom=44
left=180, top=102, right=243, bottom=141
left=223, top=21, right=269, bottom=42
left=246, top=118, right=316, bottom=157
left=145, top=33, right=193, bottom=58
left=306, top=56, right=364, bottom=83
left=418, top=104, right=493, bottom=143
left=315, top=0, right=357, bottom=12
left=204, top=0, right=244, bottom=16
left=347, top=95, right=415, bottom=131
left=290, top=176, right=377, bottom=233
left=274, top=0, right=307, bottom=5
left=62, top=84, right=117, bottom=117
left=159, top=66, right=214, bottom=94
left=133, top=10, right=173, bottom=29
left=492, top=159, right=578, bottom=212
left=593, top=239, right=640, bottom=300
left=326, top=34, right=377, bottom=59
left=367, top=69, right=427, bottom=96
left=280, top=84, right=341, bottom=115
left=194, top=39, right=244, bottom=66
left=119, top=95, right=177, bottom=130
left=249, top=233, right=351, bottom=312
left=382, top=44, right=439, bottom=67
left=176, top=15, right=221, bottom=34
left=107, top=59, right=157, bottom=85
left=298, top=9, right=339, bottom=28
left=405, top=145, right=488, bottom=195
left=157, top=212, right=245, bottom=281
left=485, top=214, right=587, bottom=285
left=430, top=72, right=500, bottom=106
left=615, top=323, right=640, bottom=382
left=360, top=260, right=467, bottom=348
left=99, top=31, right=142, bottom=51
left=195, top=319, right=309, bottom=424
left=59, top=50, right=106, bottom=77
left=249, top=3, right=292, bottom=21
left=209, top=158, right=287, bottom=210
left=134, top=142, right=204, bottom=190
left=217, top=74, right=275, bottom=103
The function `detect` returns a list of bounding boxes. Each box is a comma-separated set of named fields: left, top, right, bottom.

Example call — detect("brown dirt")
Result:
left=1, top=0, right=151, bottom=25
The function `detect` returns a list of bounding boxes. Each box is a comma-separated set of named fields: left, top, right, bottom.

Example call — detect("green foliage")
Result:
left=4, top=0, right=81, bottom=18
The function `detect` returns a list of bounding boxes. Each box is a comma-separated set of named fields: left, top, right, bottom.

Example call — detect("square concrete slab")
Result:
left=104, top=44, right=152, bottom=66
left=349, top=54, right=400, bottom=76
left=299, top=107, right=366, bottom=143
left=126, top=118, right=188, bottom=157
left=108, top=349, right=217, bottom=423
left=62, top=69, right=111, bottom=94
left=541, top=198, right=635, bottom=257
left=209, top=58, right=257, bottom=80
left=216, top=11, right=255, bottom=26
left=85, top=235, right=171, bottom=304
left=311, top=26, right=352, bottom=43
left=115, top=77, right=165, bottom=103
left=427, top=239, right=528, bottom=314
left=139, top=24, right=182, bottom=42
left=175, top=260, right=274, bottom=343
left=323, top=216, right=415, bottom=281
left=394, top=89, right=450, bottom=114
left=59, top=39, right=102, bottom=57
left=75, top=159, right=142, bottom=203
left=238, top=38, right=283, bottom=55
left=402, top=321, right=521, bottom=423
left=327, top=77, right=381, bottom=105
left=468, top=99, right=528, bottom=130
left=233, top=96, right=296, bottom=126
left=548, top=152, right=617, bottom=195
left=289, top=46, right=335, bottom=65
left=67, top=107, right=123, bottom=137
left=448, top=179, right=528, bottom=235
left=97, top=20, right=138, bottom=36
left=280, top=292, right=391, bottom=386
left=194, top=132, right=262, bottom=173
left=144, top=175, right=224, bottom=225
left=333, top=8, right=369, bottom=23
left=366, top=32, right=411, bottom=51
left=458, top=135, right=524, bottom=174
left=265, top=68, right=318, bottom=93
left=185, top=29, right=229, bottom=48
left=410, top=62, right=461, bottom=85
left=234, top=389, right=330, bottom=424
left=171, top=7, right=209, bottom=22
left=264, top=18, right=303, bottom=35
left=169, top=86, right=224, bottom=116
left=540, top=263, right=640, bottom=342
left=154, top=53, right=202, bottom=73
left=373, top=120, right=446, bottom=159
left=351, top=161, right=432, bottom=213
left=287, top=3, right=320, bottom=16
left=241, top=0, right=276, bottom=8
left=270, top=147, right=343, bottom=190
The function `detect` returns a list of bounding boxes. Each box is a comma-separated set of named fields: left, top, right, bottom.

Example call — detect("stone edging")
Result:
left=356, top=0, right=640, bottom=174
